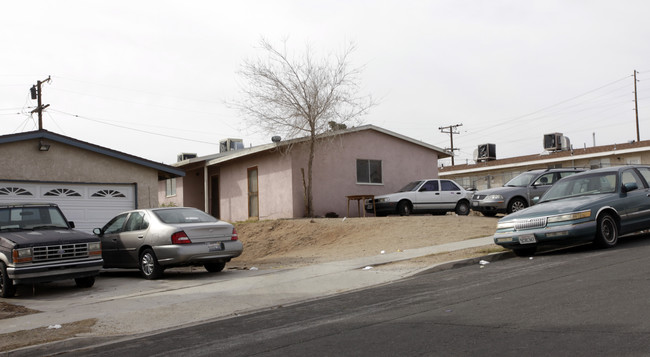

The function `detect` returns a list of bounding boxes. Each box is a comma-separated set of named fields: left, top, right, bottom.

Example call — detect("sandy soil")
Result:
left=0, top=214, right=500, bottom=352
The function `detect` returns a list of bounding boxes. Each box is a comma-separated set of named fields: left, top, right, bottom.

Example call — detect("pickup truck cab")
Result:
left=0, top=203, right=103, bottom=298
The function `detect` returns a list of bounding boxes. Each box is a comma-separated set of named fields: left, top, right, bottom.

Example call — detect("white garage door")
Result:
left=0, top=182, right=136, bottom=233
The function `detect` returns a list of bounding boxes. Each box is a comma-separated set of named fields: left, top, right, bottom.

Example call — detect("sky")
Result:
left=2, top=0, right=649, bottom=166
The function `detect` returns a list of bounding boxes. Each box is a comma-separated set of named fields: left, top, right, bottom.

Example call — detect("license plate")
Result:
left=208, top=242, right=223, bottom=251
left=518, top=234, right=536, bottom=244
left=365, top=205, right=373, bottom=210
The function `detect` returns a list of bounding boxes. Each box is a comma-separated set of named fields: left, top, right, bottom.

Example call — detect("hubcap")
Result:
left=141, top=253, right=154, bottom=275
left=512, top=201, right=525, bottom=212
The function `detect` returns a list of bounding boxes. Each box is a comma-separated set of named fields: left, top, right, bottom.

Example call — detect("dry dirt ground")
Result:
left=0, top=214, right=500, bottom=352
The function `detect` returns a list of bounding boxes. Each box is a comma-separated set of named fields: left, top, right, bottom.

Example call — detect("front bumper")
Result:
left=154, top=240, right=244, bottom=267
left=7, top=257, right=104, bottom=285
left=365, top=202, right=397, bottom=215
left=471, top=199, right=507, bottom=214
left=493, top=220, right=597, bottom=249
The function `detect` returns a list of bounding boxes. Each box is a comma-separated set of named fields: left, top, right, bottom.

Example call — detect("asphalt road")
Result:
left=44, top=235, right=650, bottom=356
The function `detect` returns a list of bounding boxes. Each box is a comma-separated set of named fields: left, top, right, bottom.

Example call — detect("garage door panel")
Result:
left=0, top=182, right=135, bottom=233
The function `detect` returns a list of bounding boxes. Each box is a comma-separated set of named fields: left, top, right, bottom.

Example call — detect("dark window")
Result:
left=419, top=181, right=439, bottom=191
left=441, top=180, right=460, bottom=191
left=356, top=159, right=382, bottom=184
left=103, top=213, right=128, bottom=234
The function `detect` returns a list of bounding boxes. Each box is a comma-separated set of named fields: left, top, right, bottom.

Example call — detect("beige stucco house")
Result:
left=440, top=140, right=650, bottom=190
left=0, top=130, right=184, bottom=231
left=160, top=125, right=451, bottom=222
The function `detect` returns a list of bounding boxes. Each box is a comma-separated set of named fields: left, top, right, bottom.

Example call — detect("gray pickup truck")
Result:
left=0, top=203, right=103, bottom=298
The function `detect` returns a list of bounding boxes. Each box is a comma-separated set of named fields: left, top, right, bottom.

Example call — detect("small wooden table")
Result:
left=346, top=195, right=375, bottom=217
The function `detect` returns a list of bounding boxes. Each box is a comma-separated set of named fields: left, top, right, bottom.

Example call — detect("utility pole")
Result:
left=634, top=70, right=640, bottom=142
left=30, top=76, right=51, bottom=130
left=439, top=123, right=462, bottom=166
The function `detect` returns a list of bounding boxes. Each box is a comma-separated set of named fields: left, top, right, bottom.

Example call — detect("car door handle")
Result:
left=138, top=235, right=144, bottom=239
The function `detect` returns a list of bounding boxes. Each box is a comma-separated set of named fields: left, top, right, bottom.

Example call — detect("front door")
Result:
left=211, top=176, right=220, bottom=219
left=248, top=167, right=259, bottom=219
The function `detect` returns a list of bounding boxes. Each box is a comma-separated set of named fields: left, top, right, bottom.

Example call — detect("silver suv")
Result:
left=471, top=168, right=585, bottom=216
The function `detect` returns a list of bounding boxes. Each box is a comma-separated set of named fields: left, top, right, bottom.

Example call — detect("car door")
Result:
left=413, top=180, right=440, bottom=211
left=100, top=213, right=128, bottom=267
left=527, top=172, right=554, bottom=204
left=115, top=211, right=150, bottom=267
left=440, top=180, right=464, bottom=210
left=617, top=168, right=650, bottom=234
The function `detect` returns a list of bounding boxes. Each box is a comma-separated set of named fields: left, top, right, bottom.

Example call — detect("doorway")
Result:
left=210, top=176, right=220, bottom=218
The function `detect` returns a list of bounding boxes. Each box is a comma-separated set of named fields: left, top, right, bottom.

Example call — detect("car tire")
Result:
left=397, top=201, right=412, bottom=216
left=140, top=248, right=164, bottom=280
left=507, top=198, right=527, bottom=214
left=455, top=200, right=470, bottom=216
left=204, top=262, right=226, bottom=273
left=75, top=276, right=95, bottom=288
left=513, top=247, right=536, bottom=257
left=594, top=213, right=618, bottom=248
left=0, top=261, right=16, bottom=298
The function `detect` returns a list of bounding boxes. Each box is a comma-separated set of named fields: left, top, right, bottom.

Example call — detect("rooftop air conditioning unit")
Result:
left=219, top=138, right=244, bottom=153
left=544, top=133, right=570, bottom=151
left=477, top=143, right=496, bottom=162
left=177, top=153, right=197, bottom=162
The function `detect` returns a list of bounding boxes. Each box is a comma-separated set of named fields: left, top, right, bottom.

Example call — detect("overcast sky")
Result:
left=2, top=1, right=649, bottom=166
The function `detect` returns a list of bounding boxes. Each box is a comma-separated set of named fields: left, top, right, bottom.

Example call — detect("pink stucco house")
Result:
left=159, top=125, right=450, bottom=222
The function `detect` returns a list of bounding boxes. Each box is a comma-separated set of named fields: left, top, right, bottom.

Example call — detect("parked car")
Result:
left=0, top=203, right=103, bottom=298
left=93, top=207, right=243, bottom=279
left=471, top=168, right=585, bottom=216
left=365, top=179, right=472, bottom=216
left=493, top=165, right=650, bottom=256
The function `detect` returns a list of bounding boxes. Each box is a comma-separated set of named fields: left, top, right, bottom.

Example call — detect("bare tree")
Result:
left=234, top=38, right=374, bottom=217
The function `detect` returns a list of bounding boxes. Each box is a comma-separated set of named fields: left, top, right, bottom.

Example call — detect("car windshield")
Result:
left=399, top=181, right=423, bottom=192
left=504, top=172, right=539, bottom=187
left=153, top=208, right=218, bottom=224
left=541, top=172, right=618, bottom=202
left=0, top=206, right=69, bottom=231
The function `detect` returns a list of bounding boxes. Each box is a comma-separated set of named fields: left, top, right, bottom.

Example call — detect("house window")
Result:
left=165, top=178, right=176, bottom=197
left=356, top=159, right=382, bottom=184
left=248, top=167, right=259, bottom=219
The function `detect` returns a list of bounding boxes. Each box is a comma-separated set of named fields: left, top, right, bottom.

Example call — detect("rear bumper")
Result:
left=154, top=240, right=244, bottom=267
left=7, top=258, right=104, bottom=285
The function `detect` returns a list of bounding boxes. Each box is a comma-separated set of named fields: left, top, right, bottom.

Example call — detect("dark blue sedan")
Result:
left=494, top=165, right=650, bottom=256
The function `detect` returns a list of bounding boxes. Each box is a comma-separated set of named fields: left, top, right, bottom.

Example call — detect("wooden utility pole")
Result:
left=439, top=123, right=462, bottom=166
left=30, top=76, right=51, bottom=130
left=634, top=70, right=640, bottom=142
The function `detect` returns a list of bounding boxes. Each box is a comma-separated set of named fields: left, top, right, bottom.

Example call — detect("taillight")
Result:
left=231, top=228, right=239, bottom=241
left=172, top=231, right=192, bottom=244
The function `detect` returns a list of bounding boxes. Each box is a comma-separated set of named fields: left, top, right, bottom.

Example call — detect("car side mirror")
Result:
left=622, top=182, right=638, bottom=193
left=532, top=196, right=540, bottom=204
left=68, top=221, right=76, bottom=229
left=93, top=228, right=103, bottom=236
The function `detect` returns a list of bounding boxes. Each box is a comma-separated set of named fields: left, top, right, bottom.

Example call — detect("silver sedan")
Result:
left=93, top=207, right=243, bottom=279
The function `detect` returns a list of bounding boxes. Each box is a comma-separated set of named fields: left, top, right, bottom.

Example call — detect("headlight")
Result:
left=547, top=210, right=592, bottom=223
left=12, top=248, right=33, bottom=263
left=88, top=242, right=102, bottom=256
left=496, top=221, right=516, bottom=229
left=485, top=195, right=504, bottom=201
left=376, top=198, right=389, bottom=203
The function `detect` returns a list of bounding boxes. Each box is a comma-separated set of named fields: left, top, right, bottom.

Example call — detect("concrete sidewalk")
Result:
left=2, top=236, right=500, bottom=352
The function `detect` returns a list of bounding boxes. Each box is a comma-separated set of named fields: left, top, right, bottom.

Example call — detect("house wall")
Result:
left=1, top=139, right=159, bottom=208
left=218, top=150, right=294, bottom=222
left=290, top=130, right=440, bottom=218
left=442, top=152, right=649, bottom=190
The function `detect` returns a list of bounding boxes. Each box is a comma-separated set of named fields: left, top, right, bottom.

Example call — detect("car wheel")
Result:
left=594, top=213, right=618, bottom=248
left=0, top=261, right=16, bottom=298
left=455, top=201, right=470, bottom=216
left=204, top=262, right=226, bottom=273
left=75, top=276, right=95, bottom=288
left=481, top=212, right=497, bottom=217
left=140, top=248, right=164, bottom=280
left=397, top=201, right=412, bottom=216
left=507, top=198, right=527, bottom=214
left=513, top=247, right=536, bottom=257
